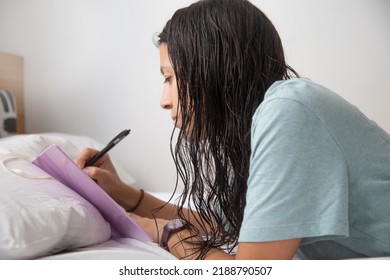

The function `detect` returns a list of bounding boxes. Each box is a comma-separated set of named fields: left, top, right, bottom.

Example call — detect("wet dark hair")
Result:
left=157, top=0, right=297, bottom=259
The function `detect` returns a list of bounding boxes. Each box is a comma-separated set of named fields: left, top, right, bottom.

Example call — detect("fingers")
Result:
left=82, top=166, right=99, bottom=179
left=82, top=165, right=111, bottom=183
left=74, top=147, right=99, bottom=168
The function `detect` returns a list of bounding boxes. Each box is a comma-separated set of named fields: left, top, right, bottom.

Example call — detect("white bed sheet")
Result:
left=39, top=238, right=176, bottom=260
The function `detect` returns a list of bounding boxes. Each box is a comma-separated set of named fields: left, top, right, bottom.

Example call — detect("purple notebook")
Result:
left=32, top=144, right=152, bottom=242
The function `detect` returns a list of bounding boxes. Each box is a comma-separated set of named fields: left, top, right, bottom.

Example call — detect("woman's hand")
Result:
left=74, top=147, right=126, bottom=201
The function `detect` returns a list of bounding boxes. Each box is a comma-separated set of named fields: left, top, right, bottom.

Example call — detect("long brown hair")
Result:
left=158, top=0, right=297, bottom=259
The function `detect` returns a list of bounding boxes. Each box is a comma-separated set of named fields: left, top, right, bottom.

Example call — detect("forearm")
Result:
left=134, top=189, right=178, bottom=220
left=167, top=229, right=300, bottom=260
left=114, top=184, right=201, bottom=225
left=114, top=184, right=177, bottom=219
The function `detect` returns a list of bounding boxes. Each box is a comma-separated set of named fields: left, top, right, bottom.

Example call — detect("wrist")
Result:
left=127, top=189, right=144, bottom=212
left=115, top=186, right=142, bottom=212
left=161, top=219, right=201, bottom=259
left=159, top=219, right=188, bottom=251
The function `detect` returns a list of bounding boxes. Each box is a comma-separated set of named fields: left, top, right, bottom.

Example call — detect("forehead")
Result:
left=159, top=43, right=173, bottom=72
left=159, top=43, right=169, bottom=61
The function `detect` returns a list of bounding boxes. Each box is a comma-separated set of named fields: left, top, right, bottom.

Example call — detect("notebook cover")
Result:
left=32, top=144, right=152, bottom=242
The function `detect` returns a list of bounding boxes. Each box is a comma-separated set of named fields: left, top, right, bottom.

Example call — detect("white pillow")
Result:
left=0, top=134, right=113, bottom=259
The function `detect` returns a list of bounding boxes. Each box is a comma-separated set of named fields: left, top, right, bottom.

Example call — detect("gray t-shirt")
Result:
left=239, top=78, right=390, bottom=259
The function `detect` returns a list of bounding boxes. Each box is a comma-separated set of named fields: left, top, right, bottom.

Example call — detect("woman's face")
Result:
left=159, top=43, right=181, bottom=129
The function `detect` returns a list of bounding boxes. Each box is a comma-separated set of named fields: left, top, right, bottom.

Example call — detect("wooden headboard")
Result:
left=0, top=51, right=25, bottom=134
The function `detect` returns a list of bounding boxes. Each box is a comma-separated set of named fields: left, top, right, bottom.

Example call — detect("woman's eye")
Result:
left=163, top=76, right=171, bottom=84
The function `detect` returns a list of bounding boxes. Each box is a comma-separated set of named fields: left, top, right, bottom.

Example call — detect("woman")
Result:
left=75, top=0, right=390, bottom=259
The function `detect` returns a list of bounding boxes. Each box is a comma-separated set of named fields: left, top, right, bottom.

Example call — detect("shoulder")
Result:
left=262, top=78, right=343, bottom=108
left=252, top=78, right=353, bottom=128
left=252, top=79, right=328, bottom=130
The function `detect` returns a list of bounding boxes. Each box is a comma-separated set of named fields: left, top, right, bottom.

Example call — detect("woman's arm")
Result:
left=110, top=185, right=179, bottom=220
left=75, top=147, right=200, bottom=221
left=74, top=147, right=176, bottom=219
left=132, top=214, right=301, bottom=260
left=169, top=229, right=301, bottom=260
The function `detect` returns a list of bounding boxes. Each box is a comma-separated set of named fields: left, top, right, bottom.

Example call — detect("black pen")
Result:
left=84, top=129, right=131, bottom=167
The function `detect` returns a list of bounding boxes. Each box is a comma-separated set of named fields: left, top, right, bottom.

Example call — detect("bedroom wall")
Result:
left=0, top=0, right=389, bottom=193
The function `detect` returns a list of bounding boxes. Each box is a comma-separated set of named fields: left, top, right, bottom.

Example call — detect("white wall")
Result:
left=0, top=0, right=389, bottom=192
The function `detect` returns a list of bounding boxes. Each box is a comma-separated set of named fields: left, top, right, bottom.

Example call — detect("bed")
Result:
left=1, top=51, right=389, bottom=261
left=0, top=51, right=177, bottom=260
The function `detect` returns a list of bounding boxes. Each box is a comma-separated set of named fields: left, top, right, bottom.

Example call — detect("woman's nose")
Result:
left=160, top=89, right=172, bottom=110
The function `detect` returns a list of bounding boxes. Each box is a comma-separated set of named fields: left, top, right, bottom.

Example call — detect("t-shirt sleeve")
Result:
left=239, top=96, right=349, bottom=245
